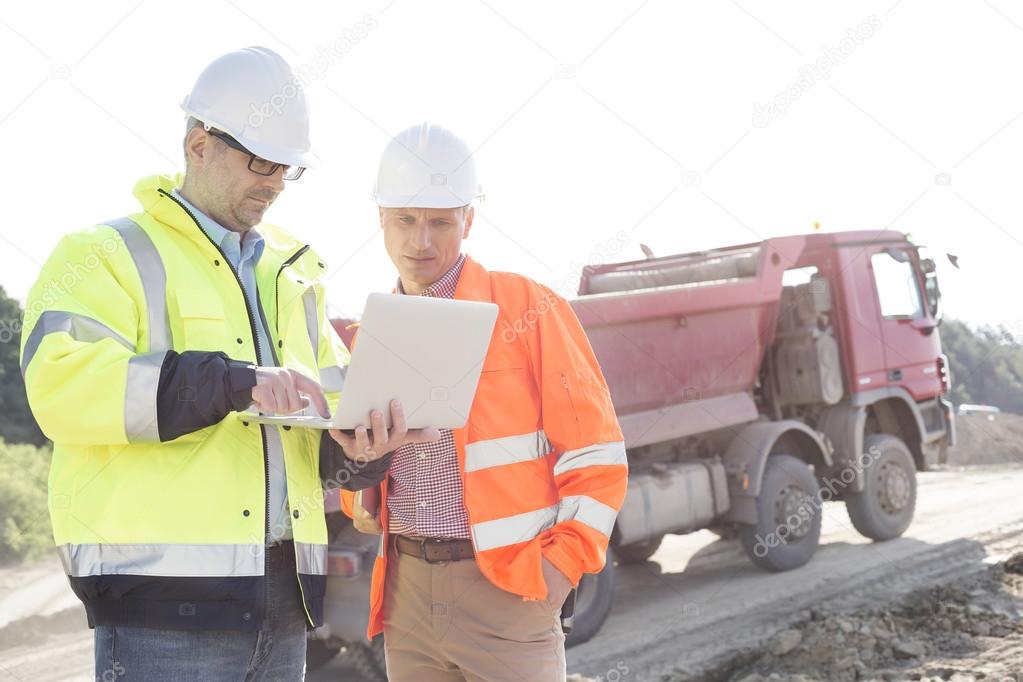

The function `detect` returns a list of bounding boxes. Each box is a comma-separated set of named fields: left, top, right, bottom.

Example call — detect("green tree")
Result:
left=941, top=319, right=1023, bottom=414
left=0, top=286, right=45, bottom=445
left=0, top=438, right=53, bottom=564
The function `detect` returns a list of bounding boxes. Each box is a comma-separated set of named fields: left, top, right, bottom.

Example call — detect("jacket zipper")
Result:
left=271, top=244, right=314, bottom=625
left=159, top=188, right=273, bottom=575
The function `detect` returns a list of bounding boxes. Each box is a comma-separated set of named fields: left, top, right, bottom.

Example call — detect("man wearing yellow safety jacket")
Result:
left=19, top=47, right=437, bottom=681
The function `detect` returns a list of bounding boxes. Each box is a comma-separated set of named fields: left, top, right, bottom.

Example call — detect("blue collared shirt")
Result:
left=174, top=190, right=292, bottom=543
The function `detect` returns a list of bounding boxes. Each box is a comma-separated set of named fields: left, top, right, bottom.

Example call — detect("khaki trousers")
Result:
left=382, top=542, right=566, bottom=681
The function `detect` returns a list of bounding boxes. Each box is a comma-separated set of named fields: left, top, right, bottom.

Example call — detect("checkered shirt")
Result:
left=386, top=254, right=471, bottom=539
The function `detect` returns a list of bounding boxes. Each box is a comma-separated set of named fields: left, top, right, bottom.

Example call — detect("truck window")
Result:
left=782, top=265, right=818, bottom=286
left=871, top=250, right=923, bottom=318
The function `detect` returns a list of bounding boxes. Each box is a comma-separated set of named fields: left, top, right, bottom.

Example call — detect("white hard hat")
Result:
left=181, top=46, right=316, bottom=168
left=374, top=123, right=481, bottom=208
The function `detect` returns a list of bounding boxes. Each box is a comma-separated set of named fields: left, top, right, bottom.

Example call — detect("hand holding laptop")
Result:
left=327, top=399, right=440, bottom=462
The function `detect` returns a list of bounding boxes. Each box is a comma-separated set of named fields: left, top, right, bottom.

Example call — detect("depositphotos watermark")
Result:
left=592, top=661, right=630, bottom=682
left=98, top=661, right=126, bottom=682
left=0, top=318, right=21, bottom=344
left=750, top=443, right=883, bottom=558
left=248, top=15, right=379, bottom=129
left=500, top=231, right=631, bottom=343
left=19, top=236, right=122, bottom=331
left=752, top=15, right=882, bottom=128
left=256, top=451, right=376, bottom=548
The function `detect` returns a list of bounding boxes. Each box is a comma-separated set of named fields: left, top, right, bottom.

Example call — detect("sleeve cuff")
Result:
left=226, top=360, right=257, bottom=412
left=542, top=542, right=583, bottom=587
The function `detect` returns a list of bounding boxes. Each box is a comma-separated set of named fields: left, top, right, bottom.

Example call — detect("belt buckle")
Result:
left=422, top=538, right=451, bottom=565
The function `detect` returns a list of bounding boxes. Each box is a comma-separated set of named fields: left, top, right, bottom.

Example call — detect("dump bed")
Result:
left=570, top=235, right=808, bottom=447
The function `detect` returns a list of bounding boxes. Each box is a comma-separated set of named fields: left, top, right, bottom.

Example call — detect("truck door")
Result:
left=867, top=246, right=943, bottom=400
left=832, top=244, right=888, bottom=395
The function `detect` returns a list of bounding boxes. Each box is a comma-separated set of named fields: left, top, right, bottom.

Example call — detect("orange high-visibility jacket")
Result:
left=340, top=255, right=627, bottom=639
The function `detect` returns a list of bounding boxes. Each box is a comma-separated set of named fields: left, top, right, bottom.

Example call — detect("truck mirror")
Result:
left=884, top=247, right=911, bottom=263
left=924, top=274, right=942, bottom=322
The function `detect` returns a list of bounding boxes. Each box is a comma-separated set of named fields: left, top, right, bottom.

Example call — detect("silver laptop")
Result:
left=243, top=292, right=498, bottom=430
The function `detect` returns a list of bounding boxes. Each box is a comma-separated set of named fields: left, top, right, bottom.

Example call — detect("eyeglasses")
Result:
left=207, top=129, right=305, bottom=181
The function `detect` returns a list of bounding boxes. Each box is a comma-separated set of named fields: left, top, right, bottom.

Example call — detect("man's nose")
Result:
left=266, top=167, right=286, bottom=193
left=412, top=224, right=431, bottom=250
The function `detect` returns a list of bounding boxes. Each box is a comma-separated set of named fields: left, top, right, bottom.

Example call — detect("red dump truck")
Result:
left=307, top=228, right=955, bottom=674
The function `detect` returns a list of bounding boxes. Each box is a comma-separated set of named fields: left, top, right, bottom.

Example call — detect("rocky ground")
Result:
left=703, top=553, right=1023, bottom=682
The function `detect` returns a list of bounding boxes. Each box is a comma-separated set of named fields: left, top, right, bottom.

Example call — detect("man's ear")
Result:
left=185, top=127, right=211, bottom=169
left=378, top=207, right=386, bottom=229
left=462, top=206, right=474, bottom=239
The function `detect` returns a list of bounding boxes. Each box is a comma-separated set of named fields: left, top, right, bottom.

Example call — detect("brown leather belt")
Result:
left=394, top=534, right=475, bottom=563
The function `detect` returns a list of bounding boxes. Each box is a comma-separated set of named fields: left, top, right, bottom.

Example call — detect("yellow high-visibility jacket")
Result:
left=20, top=173, right=375, bottom=630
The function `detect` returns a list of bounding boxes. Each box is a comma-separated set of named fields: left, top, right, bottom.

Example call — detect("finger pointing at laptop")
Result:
left=250, top=369, right=440, bottom=463
left=251, top=367, right=330, bottom=417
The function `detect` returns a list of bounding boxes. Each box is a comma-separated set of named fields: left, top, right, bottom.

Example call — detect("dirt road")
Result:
left=2, top=465, right=1022, bottom=681
left=565, top=465, right=1023, bottom=681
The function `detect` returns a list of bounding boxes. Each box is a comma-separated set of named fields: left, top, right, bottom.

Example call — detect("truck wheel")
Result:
left=565, top=553, right=616, bottom=647
left=347, top=636, right=388, bottom=681
left=614, top=535, right=663, bottom=564
left=305, top=638, right=341, bottom=671
left=739, top=454, right=822, bottom=572
left=845, top=433, right=917, bottom=541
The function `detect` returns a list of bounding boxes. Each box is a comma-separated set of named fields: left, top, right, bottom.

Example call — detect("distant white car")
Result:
left=957, top=404, right=1001, bottom=420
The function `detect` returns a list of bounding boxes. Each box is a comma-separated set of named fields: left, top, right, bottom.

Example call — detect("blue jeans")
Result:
left=93, top=542, right=308, bottom=682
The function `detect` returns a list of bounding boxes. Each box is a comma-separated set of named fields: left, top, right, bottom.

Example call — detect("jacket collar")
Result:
left=453, top=255, right=493, bottom=304
left=132, top=173, right=308, bottom=265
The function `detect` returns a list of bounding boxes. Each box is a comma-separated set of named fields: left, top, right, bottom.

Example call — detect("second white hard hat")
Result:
left=181, top=46, right=316, bottom=168
left=374, top=123, right=481, bottom=209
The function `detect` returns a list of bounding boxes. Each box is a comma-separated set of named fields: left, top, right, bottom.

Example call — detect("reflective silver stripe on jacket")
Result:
left=57, top=542, right=265, bottom=577
left=470, top=495, right=619, bottom=552
left=552, top=441, right=627, bottom=477
left=105, top=217, right=171, bottom=352
left=319, top=365, right=346, bottom=393
left=464, top=430, right=551, bottom=473
left=106, top=217, right=173, bottom=442
left=470, top=504, right=558, bottom=552
left=20, top=311, right=133, bottom=377
left=303, top=288, right=319, bottom=364
left=124, top=351, right=167, bottom=442
left=301, top=287, right=344, bottom=392
left=556, top=495, right=618, bottom=537
left=295, top=542, right=327, bottom=576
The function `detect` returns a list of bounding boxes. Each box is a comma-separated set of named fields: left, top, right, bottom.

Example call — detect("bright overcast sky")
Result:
left=1, top=1, right=1021, bottom=333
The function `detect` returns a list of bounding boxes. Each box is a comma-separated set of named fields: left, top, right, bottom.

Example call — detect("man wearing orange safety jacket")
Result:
left=336, top=123, right=627, bottom=682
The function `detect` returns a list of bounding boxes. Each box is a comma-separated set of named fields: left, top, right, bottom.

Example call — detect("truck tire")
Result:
left=845, top=433, right=917, bottom=541
left=565, top=553, right=616, bottom=647
left=347, top=636, right=388, bottom=682
left=739, top=454, right=822, bottom=572
left=614, top=535, right=663, bottom=564
left=305, top=638, right=341, bottom=671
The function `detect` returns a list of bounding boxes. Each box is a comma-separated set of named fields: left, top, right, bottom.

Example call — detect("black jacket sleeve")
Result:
left=156, top=350, right=257, bottom=442
left=319, top=430, right=393, bottom=491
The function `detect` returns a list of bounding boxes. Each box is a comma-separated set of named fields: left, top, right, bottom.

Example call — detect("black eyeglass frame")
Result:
left=207, top=129, right=305, bottom=180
